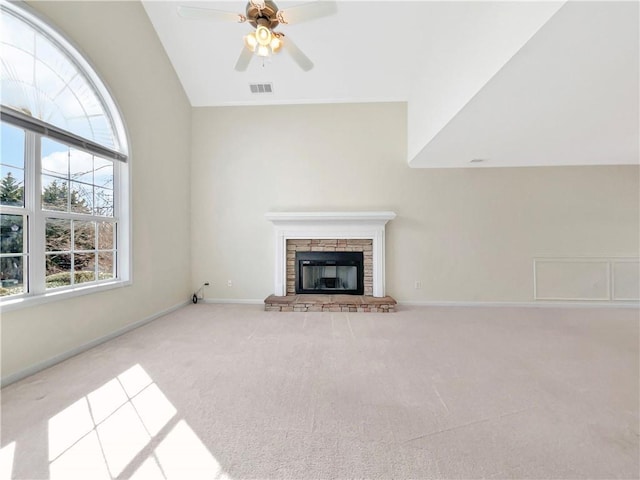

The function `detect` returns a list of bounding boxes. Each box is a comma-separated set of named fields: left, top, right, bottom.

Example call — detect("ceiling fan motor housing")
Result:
left=246, top=0, right=280, bottom=29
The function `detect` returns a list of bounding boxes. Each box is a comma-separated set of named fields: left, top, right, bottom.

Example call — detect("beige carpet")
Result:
left=1, top=304, right=638, bottom=479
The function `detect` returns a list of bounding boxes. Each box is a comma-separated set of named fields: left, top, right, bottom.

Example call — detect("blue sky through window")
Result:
left=1, top=123, right=25, bottom=206
left=1, top=123, right=24, bottom=169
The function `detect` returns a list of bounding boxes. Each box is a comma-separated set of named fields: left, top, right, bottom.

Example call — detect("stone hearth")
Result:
left=264, top=294, right=397, bottom=313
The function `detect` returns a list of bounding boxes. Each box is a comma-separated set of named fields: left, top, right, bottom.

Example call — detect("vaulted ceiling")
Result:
left=142, top=1, right=639, bottom=168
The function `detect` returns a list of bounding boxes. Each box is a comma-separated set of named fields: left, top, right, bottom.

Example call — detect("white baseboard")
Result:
left=1, top=300, right=190, bottom=388
left=203, top=298, right=264, bottom=305
left=201, top=298, right=639, bottom=309
left=397, top=300, right=640, bottom=309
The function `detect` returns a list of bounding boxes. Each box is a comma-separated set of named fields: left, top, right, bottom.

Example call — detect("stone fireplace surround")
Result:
left=265, top=212, right=397, bottom=312
left=287, top=239, right=373, bottom=296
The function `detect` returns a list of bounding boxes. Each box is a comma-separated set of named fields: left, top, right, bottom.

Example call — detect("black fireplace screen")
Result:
left=295, top=251, right=364, bottom=295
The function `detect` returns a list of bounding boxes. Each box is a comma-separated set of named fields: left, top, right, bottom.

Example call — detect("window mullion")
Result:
left=114, top=159, right=120, bottom=280
left=115, top=159, right=128, bottom=281
left=70, top=219, right=75, bottom=286
left=37, top=211, right=113, bottom=223
left=28, top=131, right=46, bottom=295
left=0, top=206, right=26, bottom=215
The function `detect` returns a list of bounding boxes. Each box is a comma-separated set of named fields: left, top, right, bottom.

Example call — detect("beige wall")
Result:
left=2, top=2, right=638, bottom=384
left=1, top=2, right=192, bottom=380
left=191, top=103, right=639, bottom=302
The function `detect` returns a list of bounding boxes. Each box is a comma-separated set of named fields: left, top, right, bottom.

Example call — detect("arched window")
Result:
left=1, top=0, right=130, bottom=306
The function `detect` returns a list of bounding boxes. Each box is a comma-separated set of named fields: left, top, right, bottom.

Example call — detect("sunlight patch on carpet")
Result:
left=47, top=364, right=231, bottom=479
left=0, top=442, right=16, bottom=480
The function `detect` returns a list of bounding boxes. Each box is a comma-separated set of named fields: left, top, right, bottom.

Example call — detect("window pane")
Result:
left=90, top=117, right=114, bottom=151
left=98, top=222, right=114, bottom=250
left=74, top=253, right=95, bottom=284
left=94, top=187, right=113, bottom=217
left=94, top=157, right=113, bottom=188
left=1, top=214, right=24, bottom=253
left=46, top=253, right=71, bottom=289
left=1, top=3, right=129, bottom=302
left=46, top=218, right=71, bottom=252
left=1, top=2, right=125, bottom=153
left=42, top=175, right=68, bottom=211
left=69, top=148, right=93, bottom=184
left=98, top=252, right=114, bottom=280
left=0, top=256, right=25, bottom=296
left=70, top=181, right=92, bottom=214
left=1, top=123, right=25, bottom=168
left=41, top=138, right=69, bottom=178
left=74, top=221, right=95, bottom=251
left=0, top=166, right=25, bottom=207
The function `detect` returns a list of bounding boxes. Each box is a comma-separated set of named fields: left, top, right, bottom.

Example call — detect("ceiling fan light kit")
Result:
left=244, top=32, right=258, bottom=50
left=177, top=0, right=337, bottom=71
left=256, top=25, right=271, bottom=45
left=245, top=24, right=283, bottom=57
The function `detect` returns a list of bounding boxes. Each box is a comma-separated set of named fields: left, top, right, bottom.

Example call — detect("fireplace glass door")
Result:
left=296, top=251, right=364, bottom=295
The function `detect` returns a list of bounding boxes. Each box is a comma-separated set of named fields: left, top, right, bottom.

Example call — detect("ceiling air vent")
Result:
left=249, top=83, right=273, bottom=94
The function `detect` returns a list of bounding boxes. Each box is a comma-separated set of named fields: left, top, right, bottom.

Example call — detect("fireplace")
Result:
left=296, top=251, right=364, bottom=295
left=265, top=211, right=396, bottom=297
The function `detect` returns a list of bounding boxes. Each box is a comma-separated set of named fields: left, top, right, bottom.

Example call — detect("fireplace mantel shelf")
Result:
left=266, top=211, right=396, bottom=297
left=265, top=211, right=396, bottom=224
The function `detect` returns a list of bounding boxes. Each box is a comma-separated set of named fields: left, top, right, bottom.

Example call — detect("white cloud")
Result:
left=41, top=149, right=68, bottom=177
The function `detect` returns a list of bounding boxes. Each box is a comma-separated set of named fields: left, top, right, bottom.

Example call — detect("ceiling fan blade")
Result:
left=277, top=1, right=337, bottom=25
left=177, top=6, right=245, bottom=23
left=234, top=47, right=253, bottom=72
left=283, top=36, right=313, bottom=71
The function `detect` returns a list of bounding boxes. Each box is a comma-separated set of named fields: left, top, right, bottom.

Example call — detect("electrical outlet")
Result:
left=414, top=281, right=422, bottom=289
left=227, top=280, right=232, bottom=287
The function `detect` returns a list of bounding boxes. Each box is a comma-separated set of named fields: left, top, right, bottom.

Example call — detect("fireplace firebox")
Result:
left=295, top=251, right=364, bottom=295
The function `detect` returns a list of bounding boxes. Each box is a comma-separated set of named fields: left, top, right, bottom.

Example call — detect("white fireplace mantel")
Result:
left=265, top=211, right=396, bottom=297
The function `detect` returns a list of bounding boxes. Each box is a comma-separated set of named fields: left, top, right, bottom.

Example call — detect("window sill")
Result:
left=0, top=280, right=132, bottom=313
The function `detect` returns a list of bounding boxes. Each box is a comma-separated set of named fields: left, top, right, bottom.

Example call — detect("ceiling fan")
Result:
left=177, top=0, right=337, bottom=72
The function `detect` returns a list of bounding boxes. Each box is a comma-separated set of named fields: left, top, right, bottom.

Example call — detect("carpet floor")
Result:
left=1, top=304, right=638, bottom=479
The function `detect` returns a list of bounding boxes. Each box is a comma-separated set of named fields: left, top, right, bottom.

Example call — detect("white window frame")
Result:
left=0, top=1, right=131, bottom=312
left=0, top=125, right=131, bottom=312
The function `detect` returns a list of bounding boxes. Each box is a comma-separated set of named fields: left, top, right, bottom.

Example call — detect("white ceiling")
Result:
left=142, top=1, right=639, bottom=168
